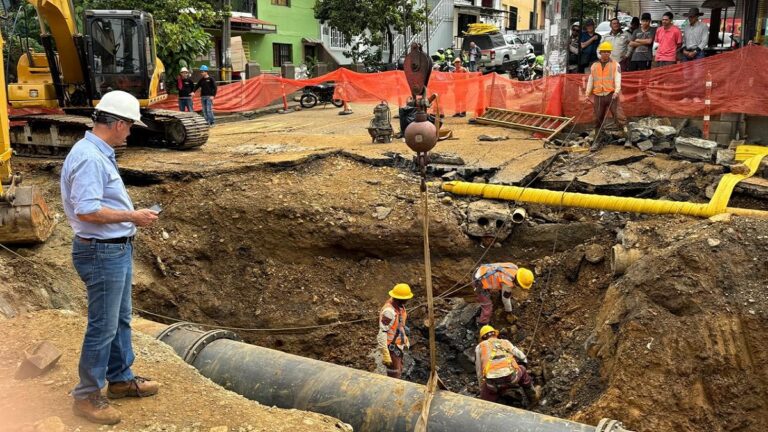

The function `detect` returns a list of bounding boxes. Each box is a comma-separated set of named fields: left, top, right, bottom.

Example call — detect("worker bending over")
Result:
left=475, top=325, right=540, bottom=406
left=473, top=263, right=534, bottom=325
left=378, top=283, right=412, bottom=379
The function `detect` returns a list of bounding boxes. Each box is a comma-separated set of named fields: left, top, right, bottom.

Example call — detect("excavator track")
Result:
left=142, top=109, right=209, bottom=149
left=9, top=109, right=209, bottom=158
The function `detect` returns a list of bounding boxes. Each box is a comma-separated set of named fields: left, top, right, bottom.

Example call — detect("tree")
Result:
left=315, top=0, right=427, bottom=64
left=79, top=0, right=222, bottom=90
left=570, top=0, right=603, bottom=24
left=1, top=3, right=45, bottom=80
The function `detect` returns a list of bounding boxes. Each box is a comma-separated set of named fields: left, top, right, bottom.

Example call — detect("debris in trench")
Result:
left=478, top=134, right=509, bottom=142
left=14, top=341, right=62, bottom=379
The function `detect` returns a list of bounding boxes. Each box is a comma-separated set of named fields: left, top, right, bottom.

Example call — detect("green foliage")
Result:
left=1, top=3, right=44, bottom=79
left=571, top=0, right=603, bottom=23
left=79, top=0, right=221, bottom=90
left=314, top=0, right=427, bottom=64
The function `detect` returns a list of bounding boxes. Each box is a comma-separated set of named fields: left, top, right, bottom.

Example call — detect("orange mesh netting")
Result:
left=12, top=45, right=768, bottom=123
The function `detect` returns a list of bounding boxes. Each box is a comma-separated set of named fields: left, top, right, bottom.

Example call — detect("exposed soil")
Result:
left=0, top=310, right=344, bottom=432
left=2, top=105, right=768, bottom=432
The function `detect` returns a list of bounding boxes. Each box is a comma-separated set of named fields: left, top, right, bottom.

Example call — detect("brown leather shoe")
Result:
left=107, top=376, right=159, bottom=399
left=73, top=392, right=121, bottom=425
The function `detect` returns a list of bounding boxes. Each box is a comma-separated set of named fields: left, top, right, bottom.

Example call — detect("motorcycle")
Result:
left=299, top=82, right=345, bottom=109
left=515, top=51, right=543, bottom=81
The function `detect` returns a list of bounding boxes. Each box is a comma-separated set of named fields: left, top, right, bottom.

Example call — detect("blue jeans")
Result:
left=178, top=97, right=194, bottom=112
left=201, top=96, right=215, bottom=125
left=469, top=61, right=477, bottom=72
left=71, top=239, right=135, bottom=399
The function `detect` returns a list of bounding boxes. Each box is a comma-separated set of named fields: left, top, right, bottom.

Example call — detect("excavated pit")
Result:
left=4, top=151, right=768, bottom=432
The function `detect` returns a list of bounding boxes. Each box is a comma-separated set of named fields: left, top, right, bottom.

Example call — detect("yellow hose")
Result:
left=442, top=150, right=768, bottom=219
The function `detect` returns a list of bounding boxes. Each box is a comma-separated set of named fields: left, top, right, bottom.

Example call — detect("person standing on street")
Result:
left=61, top=90, right=160, bottom=425
left=177, top=67, right=195, bottom=112
left=585, top=42, right=625, bottom=150
left=579, top=19, right=601, bottom=73
left=629, top=13, right=656, bottom=71
left=468, top=41, right=481, bottom=72
left=452, top=58, right=468, bottom=117
left=378, top=283, right=413, bottom=379
left=654, top=12, right=682, bottom=67
left=603, top=18, right=631, bottom=72
left=194, top=65, right=217, bottom=126
left=681, top=8, right=708, bottom=62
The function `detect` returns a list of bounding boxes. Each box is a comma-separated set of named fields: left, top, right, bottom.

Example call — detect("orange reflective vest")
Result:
left=479, top=339, right=520, bottom=380
left=474, top=263, right=518, bottom=291
left=590, top=60, right=618, bottom=95
left=382, top=299, right=408, bottom=348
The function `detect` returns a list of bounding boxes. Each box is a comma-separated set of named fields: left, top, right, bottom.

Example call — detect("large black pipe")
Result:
left=147, top=322, right=629, bottom=432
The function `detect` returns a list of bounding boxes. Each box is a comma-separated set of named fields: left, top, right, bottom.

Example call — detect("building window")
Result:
left=271, top=0, right=290, bottom=6
left=507, top=7, right=518, bottom=30
left=273, top=43, right=293, bottom=67
left=529, top=12, right=536, bottom=29
left=481, top=0, right=493, bottom=8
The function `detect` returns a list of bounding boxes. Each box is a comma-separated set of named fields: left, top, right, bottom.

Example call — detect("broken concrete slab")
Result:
left=675, top=137, right=717, bottom=161
left=478, top=134, right=509, bottom=142
left=735, top=176, right=768, bottom=199
left=441, top=171, right=460, bottom=181
left=15, top=341, right=62, bottom=379
left=373, top=206, right=392, bottom=220
left=652, top=141, right=674, bottom=154
left=489, top=147, right=559, bottom=185
left=636, top=140, right=654, bottom=152
left=465, top=200, right=514, bottom=242
left=430, top=152, right=465, bottom=165
left=628, top=126, right=653, bottom=143
left=653, top=125, right=677, bottom=139
left=716, top=149, right=736, bottom=166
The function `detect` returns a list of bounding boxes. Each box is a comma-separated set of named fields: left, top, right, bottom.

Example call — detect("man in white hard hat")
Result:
left=177, top=67, right=195, bottom=112
left=61, top=90, right=160, bottom=425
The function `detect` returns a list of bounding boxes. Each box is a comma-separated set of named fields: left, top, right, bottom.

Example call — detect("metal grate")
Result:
left=475, top=108, right=573, bottom=140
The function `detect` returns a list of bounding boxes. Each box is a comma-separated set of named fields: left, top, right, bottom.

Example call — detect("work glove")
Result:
left=381, top=347, right=392, bottom=367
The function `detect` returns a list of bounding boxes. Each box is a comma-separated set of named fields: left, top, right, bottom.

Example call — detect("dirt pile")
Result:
left=575, top=216, right=768, bottom=431
left=0, top=310, right=344, bottom=431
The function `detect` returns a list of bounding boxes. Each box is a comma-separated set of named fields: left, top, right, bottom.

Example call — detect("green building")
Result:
left=248, top=0, right=321, bottom=72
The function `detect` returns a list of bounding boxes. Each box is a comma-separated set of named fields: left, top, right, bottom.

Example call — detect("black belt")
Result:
left=77, top=236, right=134, bottom=244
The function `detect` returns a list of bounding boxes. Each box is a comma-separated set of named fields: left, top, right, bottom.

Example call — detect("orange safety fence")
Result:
left=10, top=46, right=768, bottom=124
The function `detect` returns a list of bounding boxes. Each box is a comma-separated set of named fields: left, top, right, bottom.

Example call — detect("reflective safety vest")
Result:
left=590, top=60, right=618, bottom=96
left=382, top=299, right=408, bottom=348
left=479, top=339, right=520, bottom=380
left=474, top=263, right=519, bottom=291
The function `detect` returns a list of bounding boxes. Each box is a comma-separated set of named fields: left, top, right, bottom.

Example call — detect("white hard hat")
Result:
left=94, top=90, right=147, bottom=127
left=180, top=67, right=189, bottom=73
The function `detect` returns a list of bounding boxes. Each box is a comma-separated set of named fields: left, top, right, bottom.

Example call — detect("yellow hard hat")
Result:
left=389, top=283, right=414, bottom=300
left=598, top=41, right=613, bottom=52
left=479, top=325, right=497, bottom=339
left=516, top=267, right=534, bottom=289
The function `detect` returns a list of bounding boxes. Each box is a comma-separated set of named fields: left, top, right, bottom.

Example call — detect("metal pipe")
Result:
left=147, top=322, right=631, bottom=432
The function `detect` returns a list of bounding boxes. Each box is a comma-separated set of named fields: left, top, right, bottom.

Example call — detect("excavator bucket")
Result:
left=0, top=186, right=55, bottom=244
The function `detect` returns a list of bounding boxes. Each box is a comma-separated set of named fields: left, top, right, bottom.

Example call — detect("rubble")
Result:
left=674, top=137, right=717, bottom=161
left=716, top=149, right=736, bottom=165
left=14, top=341, right=62, bottom=379
left=636, top=140, right=653, bottom=152
left=478, top=134, right=509, bottom=142
left=652, top=125, right=677, bottom=139
left=464, top=200, right=514, bottom=242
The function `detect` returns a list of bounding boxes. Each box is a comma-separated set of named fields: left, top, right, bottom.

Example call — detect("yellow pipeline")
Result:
left=442, top=151, right=768, bottom=219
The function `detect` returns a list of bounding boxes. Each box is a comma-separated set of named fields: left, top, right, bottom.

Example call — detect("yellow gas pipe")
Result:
left=442, top=152, right=768, bottom=219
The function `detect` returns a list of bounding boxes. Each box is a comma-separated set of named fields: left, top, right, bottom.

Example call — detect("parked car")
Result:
left=504, top=33, right=536, bottom=55
left=461, top=32, right=524, bottom=74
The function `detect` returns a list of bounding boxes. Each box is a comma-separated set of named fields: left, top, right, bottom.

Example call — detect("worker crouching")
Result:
left=378, top=283, right=413, bottom=379
left=473, top=263, right=534, bottom=325
left=475, top=325, right=541, bottom=407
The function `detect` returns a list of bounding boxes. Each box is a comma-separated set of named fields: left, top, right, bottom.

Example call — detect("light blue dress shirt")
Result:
left=60, top=131, right=136, bottom=239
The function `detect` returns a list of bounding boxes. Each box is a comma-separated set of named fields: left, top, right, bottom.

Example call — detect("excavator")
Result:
left=1, top=22, right=54, bottom=243
left=8, top=0, right=209, bottom=157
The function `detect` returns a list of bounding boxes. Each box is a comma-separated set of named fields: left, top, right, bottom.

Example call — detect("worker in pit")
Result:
left=378, top=283, right=413, bottom=379
left=473, top=263, right=534, bottom=326
left=475, top=325, right=541, bottom=406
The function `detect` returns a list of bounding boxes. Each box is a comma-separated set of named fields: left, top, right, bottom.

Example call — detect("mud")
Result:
left=3, top=106, right=768, bottom=432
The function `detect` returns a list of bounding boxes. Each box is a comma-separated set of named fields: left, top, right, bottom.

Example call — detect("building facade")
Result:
left=500, top=0, right=546, bottom=31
